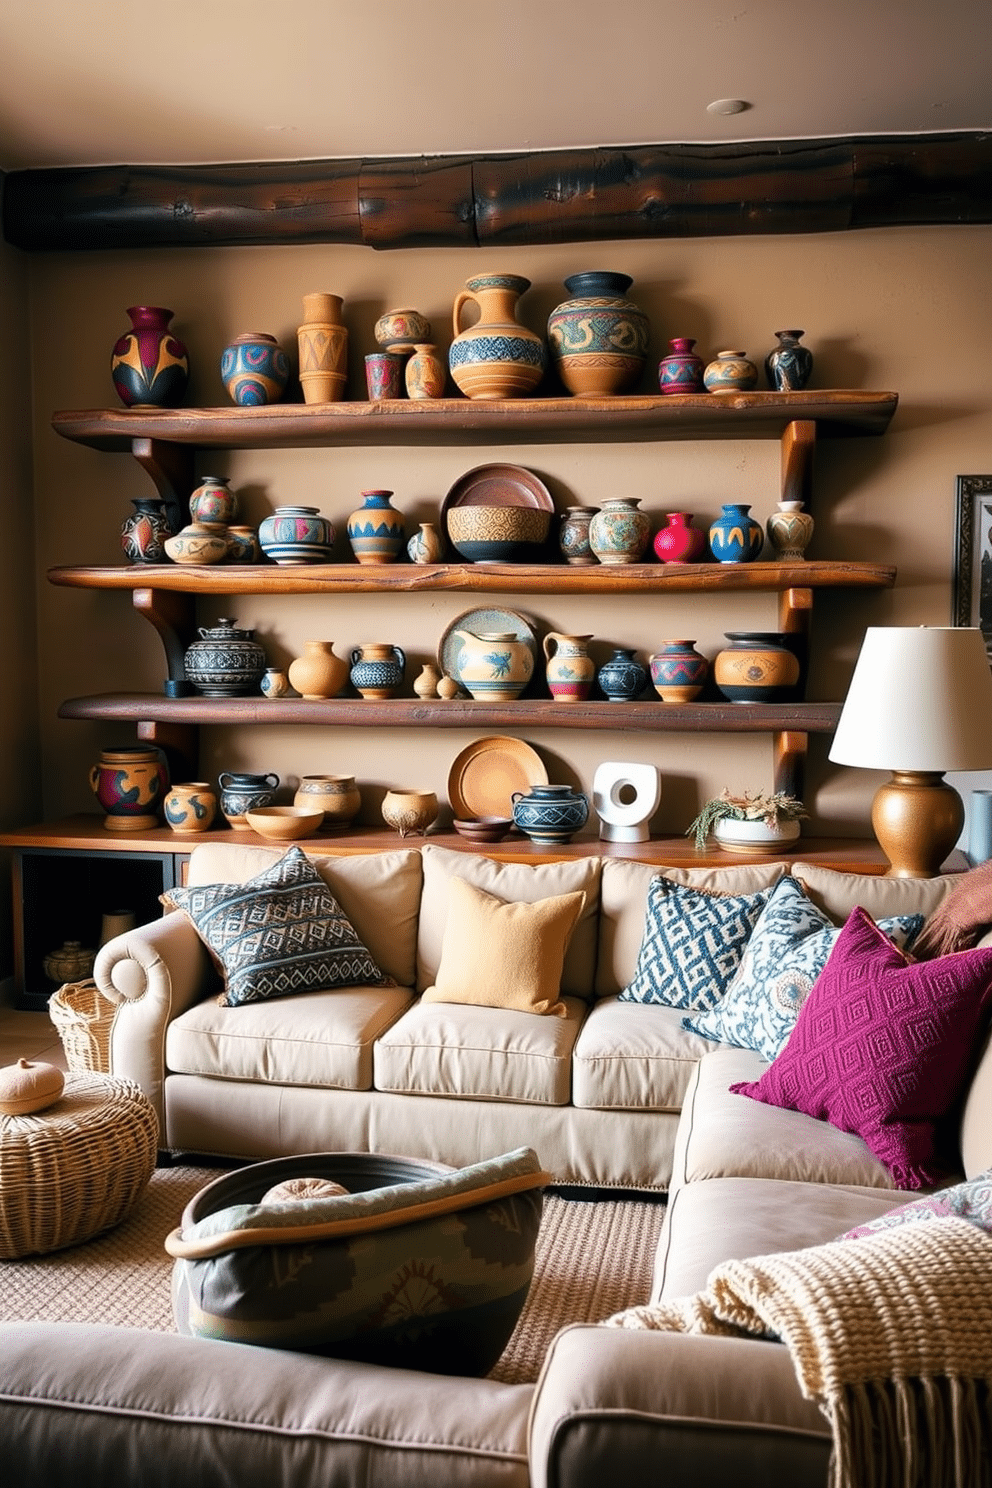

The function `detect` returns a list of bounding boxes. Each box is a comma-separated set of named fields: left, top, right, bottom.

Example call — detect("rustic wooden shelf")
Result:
left=51, top=391, right=898, bottom=452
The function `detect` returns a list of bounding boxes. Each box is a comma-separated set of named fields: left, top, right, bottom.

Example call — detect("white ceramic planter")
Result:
left=712, top=817, right=801, bottom=854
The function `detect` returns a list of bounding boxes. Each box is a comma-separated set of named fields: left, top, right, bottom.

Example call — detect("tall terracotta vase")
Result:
left=297, top=293, right=349, bottom=404
left=448, top=274, right=547, bottom=400
left=111, top=306, right=189, bottom=409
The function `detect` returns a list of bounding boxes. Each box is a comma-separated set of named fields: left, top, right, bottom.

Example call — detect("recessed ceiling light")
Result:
left=706, top=98, right=751, bottom=116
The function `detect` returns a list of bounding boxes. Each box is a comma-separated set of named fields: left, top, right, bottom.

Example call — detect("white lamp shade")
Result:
left=829, top=627, right=992, bottom=772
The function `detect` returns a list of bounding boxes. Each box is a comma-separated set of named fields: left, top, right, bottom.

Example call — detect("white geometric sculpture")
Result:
left=593, top=761, right=661, bottom=843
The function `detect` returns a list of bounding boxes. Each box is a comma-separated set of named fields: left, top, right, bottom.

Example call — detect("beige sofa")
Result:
left=1, top=847, right=989, bottom=1486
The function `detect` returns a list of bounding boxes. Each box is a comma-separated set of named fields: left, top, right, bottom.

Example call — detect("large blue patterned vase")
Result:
left=547, top=271, right=649, bottom=397
left=448, top=274, right=547, bottom=400
left=708, top=503, right=764, bottom=563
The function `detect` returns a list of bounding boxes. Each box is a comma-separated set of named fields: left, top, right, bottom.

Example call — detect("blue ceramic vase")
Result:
left=708, top=503, right=764, bottom=563
left=597, top=648, right=647, bottom=702
left=511, top=784, right=589, bottom=845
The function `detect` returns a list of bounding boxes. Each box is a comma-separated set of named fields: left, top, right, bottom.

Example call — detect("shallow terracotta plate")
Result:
left=447, top=738, right=548, bottom=821
left=438, top=607, right=539, bottom=690
left=440, top=463, right=554, bottom=528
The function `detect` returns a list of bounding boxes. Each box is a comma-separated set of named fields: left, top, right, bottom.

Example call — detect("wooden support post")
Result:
left=132, top=587, right=196, bottom=688
left=137, top=720, right=199, bottom=784
left=131, top=437, right=196, bottom=534
left=774, top=730, right=808, bottom=801
left=780, top=420, right=816, bottom=507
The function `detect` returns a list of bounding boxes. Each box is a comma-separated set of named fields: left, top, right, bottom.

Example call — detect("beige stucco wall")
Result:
left=22, top=223, right=992, bottom=839
left=0, top=210, right=40, bottom=978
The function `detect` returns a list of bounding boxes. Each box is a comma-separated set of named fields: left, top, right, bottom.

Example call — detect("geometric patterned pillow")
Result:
left=839, top=1169, right=992, bottom=1240
left=683, top=875, right=924, bottom=1059
left=162, top=845, right=388, bottom=1007
left=619, top=875, right=771, bottom=1010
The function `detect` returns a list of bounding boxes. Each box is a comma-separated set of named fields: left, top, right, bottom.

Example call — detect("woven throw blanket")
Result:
left=608, top=1217, right=992, bottom=1488
left=913, top=858, right=992, bottom=958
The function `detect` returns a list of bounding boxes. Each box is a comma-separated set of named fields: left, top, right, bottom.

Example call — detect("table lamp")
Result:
left=828, top=627, right=992, bottom=877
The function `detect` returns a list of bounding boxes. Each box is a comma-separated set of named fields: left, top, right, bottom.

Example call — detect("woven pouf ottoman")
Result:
left=0, top=1072, right=158, bottom=1259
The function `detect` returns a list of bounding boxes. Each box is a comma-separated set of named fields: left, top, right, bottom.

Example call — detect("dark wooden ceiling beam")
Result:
left=3, top=132, right=989, bottom=252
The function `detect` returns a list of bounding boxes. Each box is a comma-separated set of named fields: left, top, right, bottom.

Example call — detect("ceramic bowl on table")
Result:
left=452, top=816, right=514, bottom=843
left=245, top=806, right=323, bottom=842
left=446, top=505, right=551, bottom=563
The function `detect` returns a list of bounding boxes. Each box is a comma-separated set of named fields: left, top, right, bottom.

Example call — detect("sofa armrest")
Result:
left=93, top=910, right=214, bottom=1129
left=528, top=1324, right=830, bottom=1488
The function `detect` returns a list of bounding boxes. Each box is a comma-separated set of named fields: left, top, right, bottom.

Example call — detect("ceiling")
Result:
left=0, top=1, right=988, bottom=174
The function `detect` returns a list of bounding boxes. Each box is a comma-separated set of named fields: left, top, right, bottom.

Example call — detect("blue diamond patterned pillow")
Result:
left=619, top=876, right=772, bottom=1010
left=684, top=875, right=923, bottom=1058
left=163, top=845, right=389, bottom=1007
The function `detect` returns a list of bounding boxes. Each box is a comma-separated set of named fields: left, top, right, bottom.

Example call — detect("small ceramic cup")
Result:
left=365, top=352, right=404, bottom=401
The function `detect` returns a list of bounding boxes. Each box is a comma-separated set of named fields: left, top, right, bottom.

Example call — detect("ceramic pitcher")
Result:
left=451, top=628, right=534, bottom=700
left=543, top=632, right=595, bottom=703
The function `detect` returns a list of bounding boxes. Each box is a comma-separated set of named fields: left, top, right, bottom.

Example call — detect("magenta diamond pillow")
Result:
left=731, top=906, right=992, bottom=1189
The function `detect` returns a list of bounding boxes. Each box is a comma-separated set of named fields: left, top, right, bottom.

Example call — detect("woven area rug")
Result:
left=0, top=1165, right=665, bottom=1385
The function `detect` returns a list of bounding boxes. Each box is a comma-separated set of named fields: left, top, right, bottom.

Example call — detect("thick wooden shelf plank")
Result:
left=51, top=391, right=898, bottom=451
left=57, top=693, right=843, bottom=733
left=48, top=559, right=897, bottom=596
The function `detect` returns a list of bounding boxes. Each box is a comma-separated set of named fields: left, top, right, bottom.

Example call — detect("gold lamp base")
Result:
left=872, top=770, right=965, bottom=878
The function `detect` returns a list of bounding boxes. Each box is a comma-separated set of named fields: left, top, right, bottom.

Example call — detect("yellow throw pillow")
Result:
left=423, top=876, right=586, bottom=1017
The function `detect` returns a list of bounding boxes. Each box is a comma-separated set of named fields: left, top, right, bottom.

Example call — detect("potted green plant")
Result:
left=687, top=789, right=808, bottom=852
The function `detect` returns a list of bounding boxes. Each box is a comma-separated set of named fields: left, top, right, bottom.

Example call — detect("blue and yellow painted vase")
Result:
left=346, top=490, right=405, bottom=565
left=708, top=503, right=764, bottom=563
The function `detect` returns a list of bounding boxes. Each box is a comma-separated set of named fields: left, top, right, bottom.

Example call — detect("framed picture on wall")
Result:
left=953, top=476, right=992, bottom=665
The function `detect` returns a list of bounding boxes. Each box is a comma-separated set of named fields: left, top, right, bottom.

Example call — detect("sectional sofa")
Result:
left=1, top=841, right=989, bottom=1486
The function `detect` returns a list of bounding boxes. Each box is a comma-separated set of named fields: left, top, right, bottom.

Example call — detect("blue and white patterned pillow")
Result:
left=840, top=1169, right=992, bottom=1240
left=619, top=876, right=771, bottom=1010
left=163, top=845, right=388, bottom=1007
left=683, top=875, right=923, bottom=1058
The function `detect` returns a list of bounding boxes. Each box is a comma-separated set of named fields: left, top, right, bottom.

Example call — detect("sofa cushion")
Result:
left=417, top=846, right=601, bottom=999
left=619, top=876, right=772, bottom=1011
left=655, top=1176, right=921, bottom=1302
left=163, top=846, right=388, bottom=1007
left=185, top=842, right=423, bottom=989
left=167, top=982, right=414, bottom=1091
left=422, top=876, right=585, bottom=1018
left=732, top=908, right=992, bottom=1189
left=671, top=1046, right=899, bottom=1196
left=684, top=875, right=923, bottom=1060
left=374, top=996, right=586, bottom=1105
left=571, top=998, right=713, bottom=1111
left=788, top=861, right=958, bottom=923
left=596, top=858, right=785, bottom=999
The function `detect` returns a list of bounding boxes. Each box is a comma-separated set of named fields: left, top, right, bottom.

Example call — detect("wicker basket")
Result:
left=48, top=978, right=114, bottom=1074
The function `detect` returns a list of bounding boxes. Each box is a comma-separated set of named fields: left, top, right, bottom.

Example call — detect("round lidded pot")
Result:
left=183, top=618, right=267, bottom=697
left=713, top=632, right=801, bottom=703
left=511, top=784, right=589, bottom=846
left=547, top=271, right=649, bottom=397
left=218, top=771, right=280, bottom=829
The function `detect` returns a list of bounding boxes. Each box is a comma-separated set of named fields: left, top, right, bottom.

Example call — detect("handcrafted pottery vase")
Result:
left=649, top=640, right=710, bottom=703
left=657, top=337, right=705, bottom=395
left=183, top=618, right=267, bottom=697
left=588, top=497, right=651, bottom=565
left=90, top=745, right=168, bottom=831
left=110, top=305, right=189, bottom=409
left=381, top=788, right=438, bottom=838
left=221, top=333, right=290, bottom=406
left=189, top=476, right=238, bottom=526
left=43, top=940, right=96, bottom=984
left=405, top=344, right=446, bottom=400
left=546, top=271, right=649, bottom=397
left=653, top=511, right=706, bottom=564
left=448, top=273, right=547, bottom=400
left=218, top=771, right=280, bottom=829
left=766, top=500, right=815, bottom=561
left=163, top=781, right=218, bottom=835
left=258, top=505, right=335, bottom=564
left=703, top=350, right=758, bottom=393
left=374, top=308, right=432, bottom=353
left=596, top=647, right=647, bottom=702
left=543, top=632, right=595, bottom=703
left=558, top=505, right=599, bottom=566
left=346, top=490, right=405, bottom=565
left=413, top=662, right=442, bottom=699
left=164, top=520, right=230, bottom=566
left=287, top=640, right=349, bottom=700
left=260, top=667, right=290, bottom=699
left=349, top=643, right=406, bottom=699
left=765, top=329, right=813, bottom=391
left=365, top=352, right=404, bottom=401
left=707, top=503, right=764, bottom=563
left=450, top=628, right=534, bottom=701
left=294, top=775, right=362, bottom=829
left=511, top=784, right=589, bottom=846
left=436, top=674, right=461, bottom=700
left=297, top=292, right=349, bottom=405
left=713, top=632, right=801, bottom=703
left=120, top=496, right=172, bottom=563
left=406, top=521, right=445, bottom=564
left=224, top=524, right=262, bottom=564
